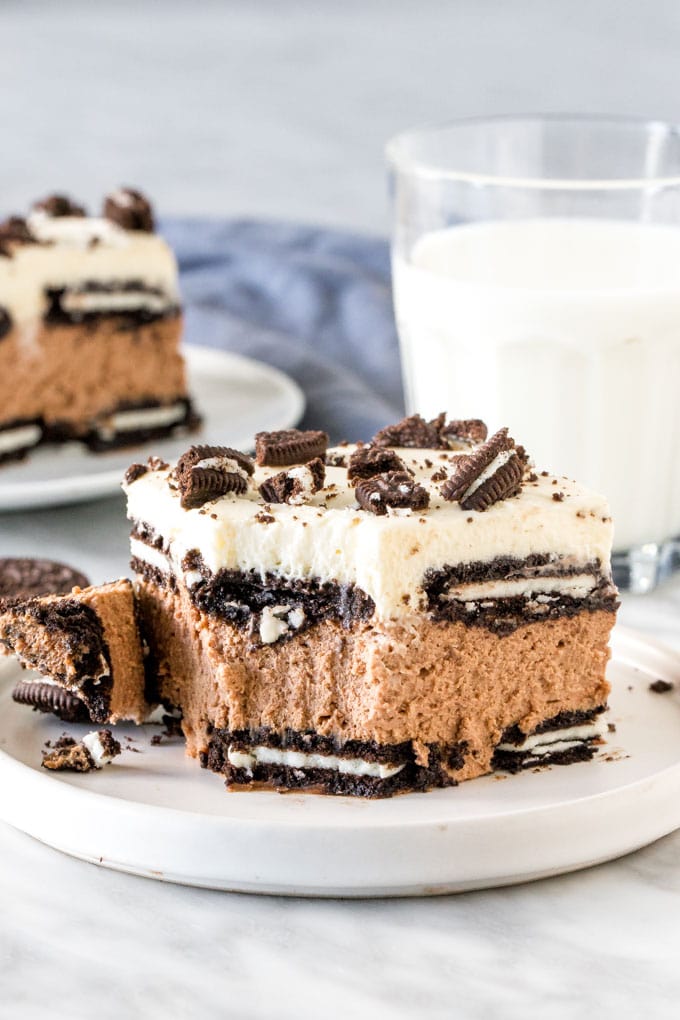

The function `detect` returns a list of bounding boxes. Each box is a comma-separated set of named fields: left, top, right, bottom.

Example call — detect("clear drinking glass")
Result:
left=387, top=114, right=680, bottom=593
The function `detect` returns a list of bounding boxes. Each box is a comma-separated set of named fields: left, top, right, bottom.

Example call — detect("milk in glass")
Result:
left=393, top=218, right=680, bottom=551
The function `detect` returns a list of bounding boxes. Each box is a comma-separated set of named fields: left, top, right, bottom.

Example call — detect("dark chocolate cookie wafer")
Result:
left=176, top=444, right=254, bottom=509
left=355, top=471, right=429, bottom=516
left=440, top=419, right=488, bottom=448
left=372, top=413, right=446, bottom=449
left=103, top=187, right=155, bottom=232
left=441, top=428, right=527, bottom=512
left=0, top=558, right=89, bottom=602
left=32, top=193, right=86, bottom=218
left=0, top=216, right=36, bottom=256
left=255, top=429, right=329, bottom=467
left=347, top=446, right=408, bottom=482
left=12, top=680, right=90, bottom=723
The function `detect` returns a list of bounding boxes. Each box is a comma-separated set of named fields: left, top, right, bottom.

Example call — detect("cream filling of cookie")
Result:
left=0, top=423, right=42, bottom=454
left=124, top=444, right=613, bottom=621
left=98, top=402, right=187, bottom=440
left=81, top=730, right=117, bottom=767
left=0, top=214, right=179, bottom=327
left=227, top=745, right=406, bottom=780
left=259, top=605, right=306, bottom=643
left=496, top=716, right=607, bottom=755
left=444, top=573, right=600, bottom=603
left=285, top=464, right=318, bottom=505
left=59, top=289, right=174, bottom=315
left=129, top=538, right=171, bottom=574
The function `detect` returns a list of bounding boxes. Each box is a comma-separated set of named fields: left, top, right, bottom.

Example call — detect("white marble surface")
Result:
left=3, top=1, right=680, bottom=1015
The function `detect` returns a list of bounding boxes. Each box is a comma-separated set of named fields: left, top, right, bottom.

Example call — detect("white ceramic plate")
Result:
left=0, top=344, right=304, bottom=511
left=0, top=627, right=678, bottom=897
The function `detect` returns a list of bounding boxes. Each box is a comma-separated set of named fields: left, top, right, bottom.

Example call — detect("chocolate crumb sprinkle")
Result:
left=124, top=463, right=148, bottom=485
left=649, top=679, right=674, bottom=694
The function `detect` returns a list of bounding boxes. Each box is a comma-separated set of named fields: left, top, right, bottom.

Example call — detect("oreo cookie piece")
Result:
left=12, top=680, right=90, bottom=723
left=32, top=193, right=86, bottom=218
left=372, top=413, right=445, bottom=449
left=255, top=429, right=329, bottom=467
left=347, top=446, right=408, bottom=482
left=258, top=458, right=325, bottom=505
left=176, top=444, right=254, bottom=509
left=355, top=471, right=429, bottom=516
left=0, top=558, right=89, bottom=602
left=441, top=428, right=527, bottom=512
left=103, top=188, right=155, bottom=232
left=440, top=419, right=488, bottom=448
left=0, top=216, right=35, bottom=257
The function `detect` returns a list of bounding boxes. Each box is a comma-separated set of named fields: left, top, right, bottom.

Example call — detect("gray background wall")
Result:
left=2, top=0, right=678, bottom=231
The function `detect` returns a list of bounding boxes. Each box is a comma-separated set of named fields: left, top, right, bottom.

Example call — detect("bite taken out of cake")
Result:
left=123, top=415, right=619, bottom=797
left=0, top=189, right=199, bottom=464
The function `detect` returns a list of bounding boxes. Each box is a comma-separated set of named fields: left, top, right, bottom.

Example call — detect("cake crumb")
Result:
left=649, top=679, right=674, bottom=694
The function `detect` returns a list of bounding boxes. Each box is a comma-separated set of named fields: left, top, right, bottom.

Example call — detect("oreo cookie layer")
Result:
left=205, top=727, right=467, bottom=798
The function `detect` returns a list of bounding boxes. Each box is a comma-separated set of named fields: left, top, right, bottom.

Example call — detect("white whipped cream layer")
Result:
left=125, top=444, right=614, bottom=621
left=0, top=214, right=179, bottom=327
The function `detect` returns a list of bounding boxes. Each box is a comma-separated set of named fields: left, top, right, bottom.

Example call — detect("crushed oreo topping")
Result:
left=0, top=216, right=35, bottom=256
left=42, top=736, right=93, bottom=772
left=355, top=471, right=429, bottom=516
left=258, top=458, right=325, bottom=505
left=440, top=428, right=527, bottom=512
left=372, top=413, right=445, bottom=449
left=32, top=193, right=86, bottom=217
left=176, top=444, right=254, bottom=509
left=0, top=306, right=12, bottom=340
left=12, top=681, right=90, bottom=723
left=124, top=463, right=148, bottom=485
left=440, top=418, right=488, bottom=447
left=372, top=413, right=488, bottom=450
left=103, top=188, right=155, bottom=232
left=347, top=446, right=408, bottom=482
left=255, top=428, right=329, bottom=467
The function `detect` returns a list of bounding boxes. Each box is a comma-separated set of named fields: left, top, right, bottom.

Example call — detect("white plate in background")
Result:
left=0, top=627, right=678, bottom=897
left=0, top=344, right=305, bottom=512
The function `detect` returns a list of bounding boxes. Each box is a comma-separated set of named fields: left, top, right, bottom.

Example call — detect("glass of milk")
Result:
left=387, top=114, right=680, bottom=592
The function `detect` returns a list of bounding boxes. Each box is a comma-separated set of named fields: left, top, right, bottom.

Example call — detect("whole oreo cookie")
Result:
left=12, top=680, right=90, bottom=723
left=0, top=558, right=89, bottom=602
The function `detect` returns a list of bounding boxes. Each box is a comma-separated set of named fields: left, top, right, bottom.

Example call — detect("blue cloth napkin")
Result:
left=161, top=218, right=405, bottom=442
